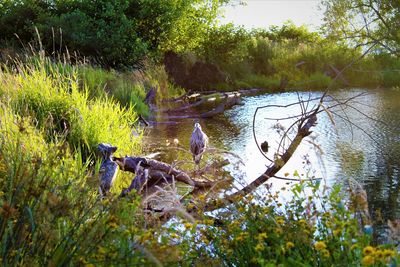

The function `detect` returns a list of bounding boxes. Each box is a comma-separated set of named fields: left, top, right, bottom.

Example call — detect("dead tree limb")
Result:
left=158, top=93, right=242, bottom=120
left=203, top=109, right=320, bottom=212
left=113, top=156, right=215, bottom=189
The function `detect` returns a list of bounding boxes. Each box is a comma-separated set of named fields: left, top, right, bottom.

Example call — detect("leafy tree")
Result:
left=322, top=0, right=400, bottom=56
left=252, top=22, right=321, bottom=44
left=0, top=0, right=228, bottom=67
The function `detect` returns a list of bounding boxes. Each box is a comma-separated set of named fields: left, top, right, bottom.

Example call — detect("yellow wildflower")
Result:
left=205, top=219, right=214, bottom=225
left=238, top=206, right=245, bottom=213
left=382, top=249, right=395, bottom=258
left=363, top=246, right=375, bottom=255
left=235, top=232, right=248, bottom=242
left=257, top=232, right=267, bottom=241
left=276, top=217, right=284, bottom=225
left=275, top=228, right=283, bottom=235
left=141, top=232, right=152, bottom=242
left=98, top=246, right=106, bottom=255
left=314, top=241, right=327, bottom=251
left=198, top=194, right=206, bottom=202
left=361, top=255, right=374, bottom=266
left=170, top=233, right=179, bottom=239
left=298, top=219, right=307, bottom=227
left=235, top=235, right=244, bottom=242
left=323, top=212, right=331, bottom=218
left=230, top=220, right=240, bottom=228
left=202, top=237, right=210, bottom=245
left=108, top=222, right=118, bottom=229
left=321, top=249, right=330, bottom=258
left=286, top=242, right=295, bottom=249
left=184, top=222, right=193, bottom=230
left=333, top=229, right=342, bottom=237
left=255, top=243, right=265, bottom=252
left=374, top=249, right=384, bottom=260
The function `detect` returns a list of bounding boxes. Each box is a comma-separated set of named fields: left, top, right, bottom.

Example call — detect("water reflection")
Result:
left=144, top=88, right=400, bottom=241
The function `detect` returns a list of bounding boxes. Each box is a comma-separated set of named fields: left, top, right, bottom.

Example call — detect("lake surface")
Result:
left=143, top=88, right=400, bottom=242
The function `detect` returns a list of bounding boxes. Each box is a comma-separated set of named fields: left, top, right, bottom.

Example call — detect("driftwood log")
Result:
left=113, top=156, right=215, bottom=196
left=157, top=92, right=242, bottom=120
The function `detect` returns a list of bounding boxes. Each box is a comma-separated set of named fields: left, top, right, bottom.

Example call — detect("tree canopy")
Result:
left=0, top=0, right=227, bottom=67
left=322, top=0, right=400, bottom=56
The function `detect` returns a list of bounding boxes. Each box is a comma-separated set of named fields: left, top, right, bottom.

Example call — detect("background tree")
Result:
left=0, top=0, right=228, bottom=67
left=321, top=0, right=400, bottom=56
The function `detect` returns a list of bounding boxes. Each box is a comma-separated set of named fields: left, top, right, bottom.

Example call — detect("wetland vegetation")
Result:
left=0, top=0, right=399, bottom=266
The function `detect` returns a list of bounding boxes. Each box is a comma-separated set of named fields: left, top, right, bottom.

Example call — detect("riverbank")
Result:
left=1, top=53, right=399, bottom=265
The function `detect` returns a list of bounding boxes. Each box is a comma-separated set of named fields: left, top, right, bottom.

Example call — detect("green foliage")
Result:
left=77, top=66, right=116, bottom=99
left=0, top=104, right=151, bottom=266
left=199, top=24, right=250, bottom=66
left=247, top=37, right=276, bottom=76
left=0, top=0, right=226, bottom=68
left=0, top=58, right=140, bottom=160
left=235, top=74, right=280, bottom=90
left=301, top=72, right=333, bottom=90
left=322, top=0, right=400, bottom=56
left=175, top=180, right=399, bottom=266
left=254, top=21, right=321, bottom=44
left=111, top=81, right=150, bottom=117
left=0, top=54, right=399, bottom=265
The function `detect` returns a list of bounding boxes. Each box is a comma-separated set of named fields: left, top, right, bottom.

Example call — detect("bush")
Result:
left=175, top=180, right=399, bottom=266
left=0, top=0, right=224, bottom=68
left=247, top=37, right=276, bottom=75
left=300, top=72, right=333, bottom=90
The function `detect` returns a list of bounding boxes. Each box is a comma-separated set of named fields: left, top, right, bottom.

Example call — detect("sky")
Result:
left=219, top=0, right=324, bottom=30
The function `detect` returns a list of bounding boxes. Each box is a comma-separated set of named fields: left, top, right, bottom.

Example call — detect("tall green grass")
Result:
left=0, top=104, right=153, bottom=266
left=0, top=59, right=141, bottom=160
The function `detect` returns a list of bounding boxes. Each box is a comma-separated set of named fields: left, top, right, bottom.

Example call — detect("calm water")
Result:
left=144, top=88, right=400, bottom=241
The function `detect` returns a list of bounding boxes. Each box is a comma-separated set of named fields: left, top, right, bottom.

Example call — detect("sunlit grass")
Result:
left=0, top=59, right=141, bottom=161
left=0, top=54, right=398, bottom=266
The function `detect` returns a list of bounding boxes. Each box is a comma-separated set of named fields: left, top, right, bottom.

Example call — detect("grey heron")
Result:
left=98, top=143, right=119, bottom=196
left=190, top=122, right=208, bottom=168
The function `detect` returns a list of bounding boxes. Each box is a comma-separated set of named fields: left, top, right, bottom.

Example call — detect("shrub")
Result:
left=247, top=37, right=276, bottom=76
left=176, top=180, right=399, bottom=266
left=300, top=72, right=333, bottom=90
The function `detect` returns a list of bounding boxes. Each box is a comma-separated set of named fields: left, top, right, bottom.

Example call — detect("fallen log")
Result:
left=157, top=92, right=242, bottom=120
left=113, top=156, right=215, bottom=189
left=153, top=91, right=241, bottom=113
